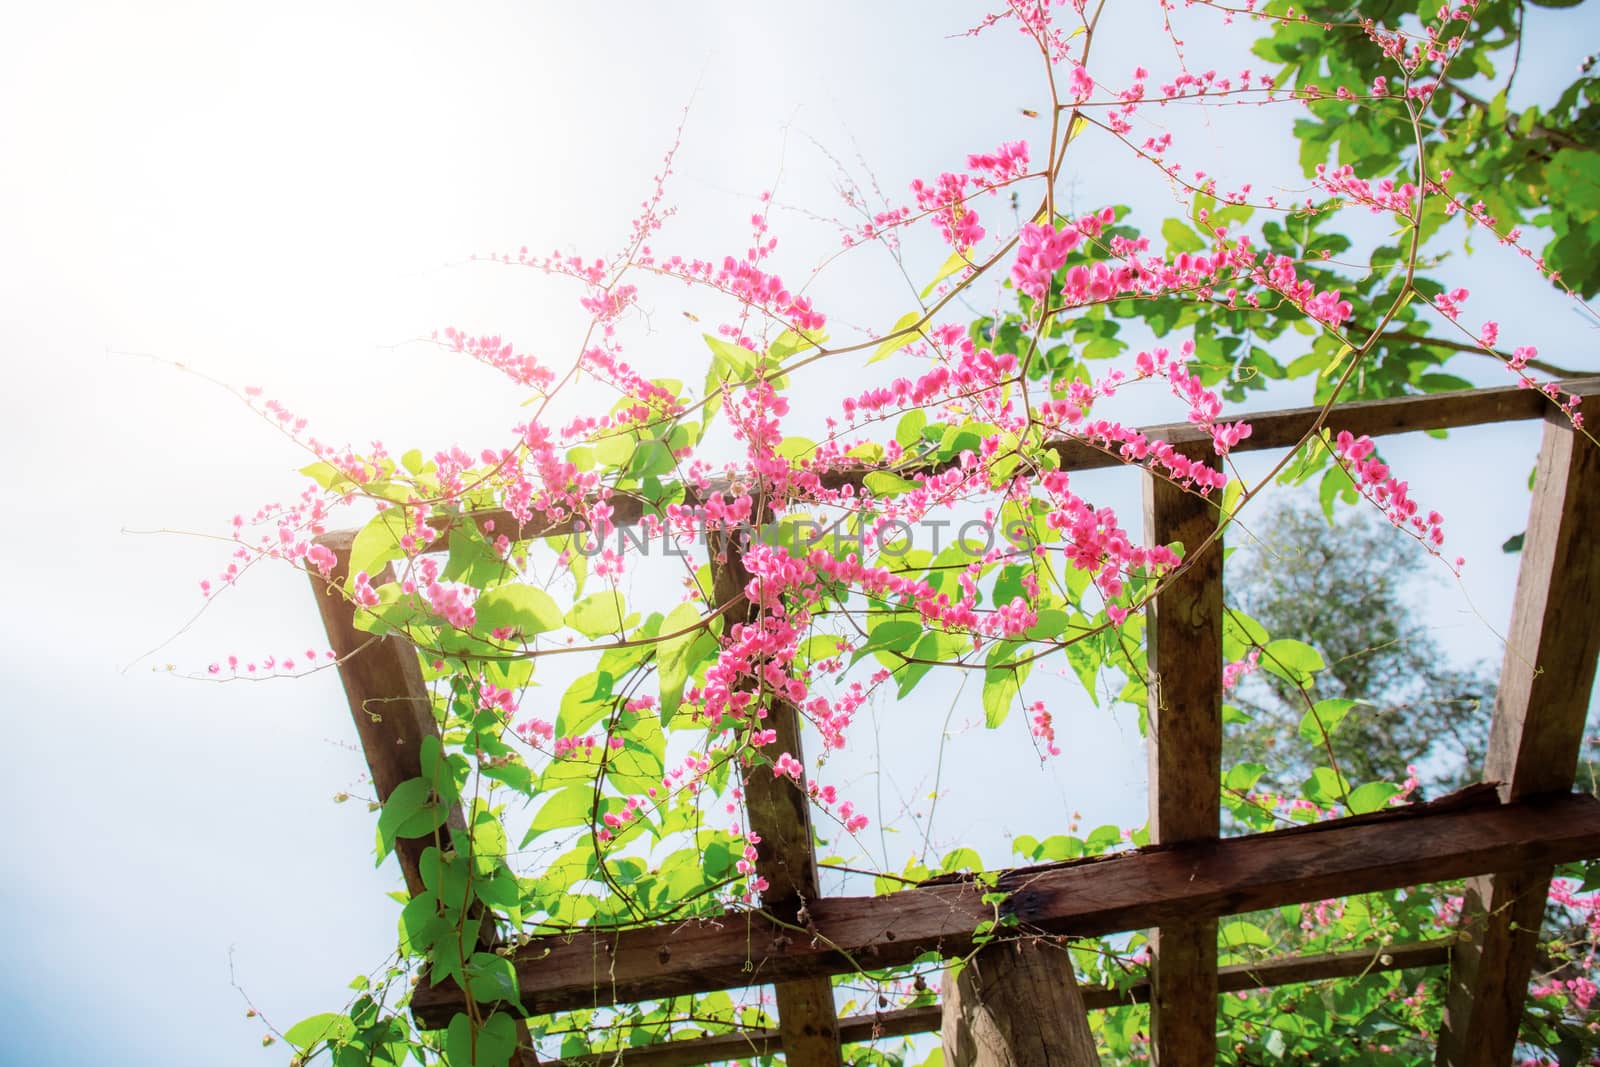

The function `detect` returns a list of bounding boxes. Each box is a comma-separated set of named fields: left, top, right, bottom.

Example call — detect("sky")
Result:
left=1, top=2, right=1597, bottom=1065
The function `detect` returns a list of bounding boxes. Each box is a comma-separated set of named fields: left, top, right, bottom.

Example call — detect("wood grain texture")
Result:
left=541, top=941, right=1455, bottom=1067
left=1143, top=458, right=1223, bottom=1066
left=411, top=791, right=1600, bottom=1027
left=943, top=939, right=1101, bottom=1067
left=1437, top=411, right=1600, bottom=1067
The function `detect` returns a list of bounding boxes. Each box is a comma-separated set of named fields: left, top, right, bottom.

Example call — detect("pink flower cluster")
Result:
left=437, top=327, right=558, bottom=391
left=1333, top=431, right=1450, bottom=556
left=911, top=170, right=985, bottom=252
left=1222, top=649, right=1261, bottom=690
left=1313, top=164, right=1421, bottom=217
left=1011, top=221, right=1084, bottom=300
left=411, top=556, right=477, bottom=630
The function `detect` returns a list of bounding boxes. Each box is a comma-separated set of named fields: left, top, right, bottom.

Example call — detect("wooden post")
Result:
left=309, top=549, right=460, bottom=897
left=1143, top=460, right=1223, bottom=1066
left=942, top=939, right=1101, bottom=1067
left=1437, top=411, right=1600, bottom=1067
left=311, top=543, right=540, bottom=1066
left=709, top=530, right=843, bottom=1067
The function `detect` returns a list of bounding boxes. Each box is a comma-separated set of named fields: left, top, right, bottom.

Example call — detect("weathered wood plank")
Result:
left=1437, top=411, right=1600, bottom=1067
left=309, top=552, right=456, bottom=896
left=316, top=380, right=1600, bottom=554
left=411, top=791, right=1600, bottom=1026
left=542, top=941, right=1454, bottom=1067
left=943, top=939, right=1101, bottom=1067
left=709, top=547, right=842, bottom=1067
left=1049, top=377, right=1600, bottom=469
left=312, top=549, right=540, bottom=1064
left=1143, top=459, right=1223, bottom=1066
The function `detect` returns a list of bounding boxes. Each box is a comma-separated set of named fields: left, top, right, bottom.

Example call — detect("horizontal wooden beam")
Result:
left=541, top=941, right=1455, bottom=1067
left=317, top=379, right=1600, bottom=554
left=1047, top=376, right=1600, bottom=469
left=410, top=790, right=1600, bottom=1027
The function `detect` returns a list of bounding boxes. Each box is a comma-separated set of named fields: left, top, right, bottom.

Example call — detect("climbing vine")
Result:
left=194, top=2, right=1600, bottom=1064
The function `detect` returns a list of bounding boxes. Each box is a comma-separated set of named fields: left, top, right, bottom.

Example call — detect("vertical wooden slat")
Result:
left=1437, top=412, right=1600, bottom=1067
left=710, top=536, right=844, bottom=1067
left=311, top=546, right=540, bottom=1066
left=942, top=939, right=1102, bottom=1067
left=1143, top=463, right=1223, bottom=1066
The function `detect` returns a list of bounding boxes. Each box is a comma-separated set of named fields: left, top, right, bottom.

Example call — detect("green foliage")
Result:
left=242, top=4, right=1600, bottom=1064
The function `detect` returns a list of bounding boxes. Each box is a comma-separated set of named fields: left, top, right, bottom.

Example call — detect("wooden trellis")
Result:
left=309, top=379, right=1600, bottom=1067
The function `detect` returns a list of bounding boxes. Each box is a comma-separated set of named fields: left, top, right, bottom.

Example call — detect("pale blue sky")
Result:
left=1, top=3, right=1596, bottom=1064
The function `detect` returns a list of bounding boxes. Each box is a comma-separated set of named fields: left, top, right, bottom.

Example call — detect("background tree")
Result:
left=1224, top=501, right=1496, bottom=797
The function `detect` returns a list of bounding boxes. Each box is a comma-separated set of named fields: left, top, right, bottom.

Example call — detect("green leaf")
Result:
left=1162, top=218, right=1206, bottom=253
left=853, top=619, right=922, bottom=664
left=1221, top=611, right=1269, bottom=658
left=523, top=785, right=594, bottom=843
left=1024, top=608, right=1069, bottom=642
left=476, top=584, right=563, bottom=636
left=1347, top=781, right=1403, bottom=814
left=920, top=249, right=971, bottom=299
left=300, top=460, right=356, bottom=493
left=1502, top=531, right=1525, bottom=554
left=420, top=734, right=444, bottom=782
left=1319, top=461, right=1358, bottom=520
left=348, top=511, right=408, bottom=589
left=940, top=847, right=983, bottom=874
left=628, top=439, right=675, bottom=479
left=376, top=778, right=447, bottom=859
left=870, top=310, right=927, bottom=364
left=1418, top=373, right=1473, bottom=393
left=1218, top=920, right=1271, bottom=950
left=556, top=670, right=614, bottom=737
left=703, top=333, right=758, bottom=374
left=896, top=410, right=928, bottom=448
left=982, top=668, right=1021, bottom=728
left=1578, top=859, right=1600, bottom=893
left=463, top=953, right=520, bottom=1005
left=896, top=632, right=940, bottom=697
left=566, top=590, right=626, bottom=638
left=594, top=432, right=636, bottom=468
left=776, top=436, right=816, bottom=461
left=1224, top=762, right=1267, bottom=793
left=864, top=471, right=919, bottom=496
left=1297, top=697, right=1361, bottom=745
left=445, top=1011, right=518, bottom=1067
left=769, top=327, right=826, bottom=362
left=1302, top=766, right=1351, bottom=809
left=398, top=890, right=444, bottom=956
left=285, top=1013, right=355, bottom=1050
left=656, top=600, right=704, bottom=720
left=1261, top=638, right=1325, bottom=686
